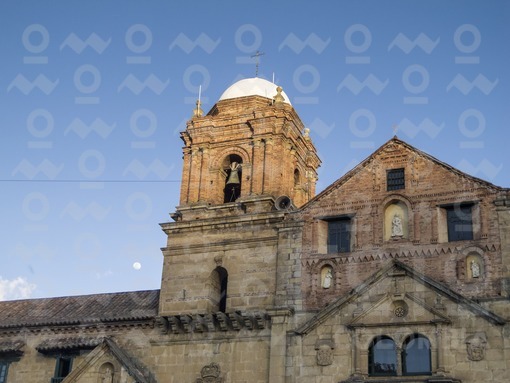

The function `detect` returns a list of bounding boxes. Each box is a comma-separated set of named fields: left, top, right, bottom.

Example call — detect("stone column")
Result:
left=187, top=147, right=202, bottom=203
left=396, top=345, right=402, bottom=376
left=435, top=324, right=446, bottom=375
left=180, top=148, right=192, bottom=204
left=263, top=139, right=274, bottom=194
left=267, top=307, right=293, bottom=383
left=251, top=139, right=265, bottom=195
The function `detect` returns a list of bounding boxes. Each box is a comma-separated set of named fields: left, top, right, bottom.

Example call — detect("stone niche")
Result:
left=384, top=201, right=409, bottom=241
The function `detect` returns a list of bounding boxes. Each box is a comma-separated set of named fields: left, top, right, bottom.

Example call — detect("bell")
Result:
left=226, top=162, right=240, bottom=184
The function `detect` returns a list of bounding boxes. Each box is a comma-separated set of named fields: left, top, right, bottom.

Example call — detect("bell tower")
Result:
left=177, top=77, right=321, bottom=218
left=159, top=77, right=321, bottom=316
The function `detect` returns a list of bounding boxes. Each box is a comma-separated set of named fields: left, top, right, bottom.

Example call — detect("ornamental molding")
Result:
left=303, top=243, right=500, bottom=267
left=157, top=311, right=268, bottom=334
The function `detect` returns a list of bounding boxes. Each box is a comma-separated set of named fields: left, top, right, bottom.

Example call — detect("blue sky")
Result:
left=1, top=0, right=508, bottom=300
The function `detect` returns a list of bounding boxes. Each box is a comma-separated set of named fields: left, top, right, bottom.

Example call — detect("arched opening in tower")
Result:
left=223, top=154, right=243, bottom=203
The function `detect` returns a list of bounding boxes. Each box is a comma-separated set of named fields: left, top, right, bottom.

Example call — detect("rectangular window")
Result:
left=51, top=356, right=73, bottom=383
left=446, top=204, right=473, bottom=241
left=0, top=363, right=8, bottom=383
left=327, top=217, right=351, bottom=253
left=387, top=168, right=405, bottom=191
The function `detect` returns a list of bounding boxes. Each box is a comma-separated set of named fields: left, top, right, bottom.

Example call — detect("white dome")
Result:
left=219, top=77, right=291, bottom=105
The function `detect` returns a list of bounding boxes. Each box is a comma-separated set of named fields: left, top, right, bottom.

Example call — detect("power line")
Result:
left=0, top=179, right=181, bottom=183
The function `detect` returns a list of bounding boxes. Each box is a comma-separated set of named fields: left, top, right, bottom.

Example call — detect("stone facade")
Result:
left=1, top=77, right=509, bottom=383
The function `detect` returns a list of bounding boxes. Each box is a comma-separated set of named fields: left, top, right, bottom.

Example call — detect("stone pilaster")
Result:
left=267, top=307, right=293, bottom=383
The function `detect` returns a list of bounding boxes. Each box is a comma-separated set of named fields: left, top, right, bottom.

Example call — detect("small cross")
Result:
left=251, top=50, right=265, bottom=77
left=392, top=124, right=399, bottom=137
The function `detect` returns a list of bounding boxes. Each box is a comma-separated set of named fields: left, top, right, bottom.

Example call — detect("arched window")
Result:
left=214, top=266, right=228, bottom=313
left=402, top=334, right=431, bottom=375
left=294, top=168, right=300, bottom=187
left=368, top=336, right=397, bottom=376
left=223, top=154, right=243, bottom=203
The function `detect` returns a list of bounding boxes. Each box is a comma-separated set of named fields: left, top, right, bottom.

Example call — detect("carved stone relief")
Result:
left=315, top=339, right=335, bottom=366
left=392, top=300, right=408, bottom=318
left=196, top=363, right=223, bottom=383
left=465, top=333, right=487, bottom=361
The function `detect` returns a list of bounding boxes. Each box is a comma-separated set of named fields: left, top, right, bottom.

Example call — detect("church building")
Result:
left=1, top=77, right=509, bottom=383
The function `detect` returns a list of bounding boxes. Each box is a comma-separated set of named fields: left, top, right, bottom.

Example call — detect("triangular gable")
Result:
left=61, top=338, right=156, bottom=383
left=300, top=136, right=505, bottom=210
left=295, top=260, right=506, bottom=335
left=348, top=291, right=451, bottom=328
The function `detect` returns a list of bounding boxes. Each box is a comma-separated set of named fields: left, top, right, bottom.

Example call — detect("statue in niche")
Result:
left=322, top=267, right=333, bottom=289
left=470, top=260, right=480, bottom=278
left=102, top=367, right=113, bottom=383
left=224, top=162, right=242, bottom=202
left=391, top=213, right=403, bottom=237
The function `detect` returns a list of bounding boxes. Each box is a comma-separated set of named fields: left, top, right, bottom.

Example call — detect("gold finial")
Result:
left=273, top=86, right=285, bottom=105
left=192, top=100, right=203, bottom=118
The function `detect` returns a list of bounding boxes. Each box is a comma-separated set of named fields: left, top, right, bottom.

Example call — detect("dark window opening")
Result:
left=294, top=169, right=300, bottom=187
left=51, top=356, right=73, bottom=383
left=369, top=336, right=397, bottom=376
left=224, top=154, right=243, bottom=203
left=387, top=168, right=405, bottom=191
left=402, top=334, right=432, bottom=376
left=327, top=217, right=351, bottom=253
left=215, top=266, right=228, bottom=313
left=0, top=363, right=8, bottom=383
left=446, top=204, right=473, bottom=241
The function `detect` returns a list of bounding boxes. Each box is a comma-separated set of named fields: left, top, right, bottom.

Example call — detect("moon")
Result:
left=132, top=262, right=141, bottom=270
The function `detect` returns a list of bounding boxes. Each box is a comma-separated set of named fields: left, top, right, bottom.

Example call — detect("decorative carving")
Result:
left=392, top=300, right=408, bottom=318
left=196, top=363, right=223, bottom=383
left=273, top=86, right=285, bottom=105
left=315, top=339, right=335, bottom=366
left=317, top=348, right=333, bottom=366
left=466, top=333, right=487, bottom=361
left=214, top=256, right=223, bottom=267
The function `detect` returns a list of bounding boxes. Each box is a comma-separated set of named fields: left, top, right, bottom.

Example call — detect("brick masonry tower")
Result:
left=159, top=78, right=320, bottom=316
left=178, top=77, right=321, bottom=216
